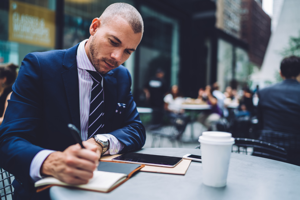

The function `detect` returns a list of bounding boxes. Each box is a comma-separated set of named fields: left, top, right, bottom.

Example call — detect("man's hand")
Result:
left=86, top=137, right=103, bottom=158
left=41, top=141, right=100, bottom=185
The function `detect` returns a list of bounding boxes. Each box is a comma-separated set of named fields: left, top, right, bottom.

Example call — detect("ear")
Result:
left=279, top=71, right=285, bottom=79
left=296, top=74, right=300, bottom=83
left=89, top=18, right=100, bottom=36
left=1, top=77, right=7, bottom=84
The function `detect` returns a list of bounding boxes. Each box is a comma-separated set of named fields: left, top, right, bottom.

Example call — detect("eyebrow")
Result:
left=110, top=35, right=136, bottom=52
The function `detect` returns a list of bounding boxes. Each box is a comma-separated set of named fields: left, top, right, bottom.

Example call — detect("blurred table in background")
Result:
left=137, top=107, right=153, bottom=114
left=181, top=104, right=211, bottom=141
left=227, top=102, right=239, bottom=109
left=224, top=98, right=239, bottom=109
left=137, top=107, right=153, bottom=127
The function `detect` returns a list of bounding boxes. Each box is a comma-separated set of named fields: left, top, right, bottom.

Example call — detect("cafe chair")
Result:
left=0, top=168, right=14, bottom=200
left=229, top=115, right=260, bottom=139
left=230, top=116, right=252, bottom=138
left=196, top=138, right=287, bottom=163
left=148, top=115, right=189, bottom=147
left=232, top=138, right=288, bottom=162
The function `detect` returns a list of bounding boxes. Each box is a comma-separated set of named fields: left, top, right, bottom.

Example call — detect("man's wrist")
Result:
left=40, top=151, right=61, bottom=177
left=93, top=134, right=110, bottom=155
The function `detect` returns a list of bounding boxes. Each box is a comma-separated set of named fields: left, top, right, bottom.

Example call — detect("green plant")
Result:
left=274, top=70, right=283, bottom=83
left=281, top=31, right=300, bottom=57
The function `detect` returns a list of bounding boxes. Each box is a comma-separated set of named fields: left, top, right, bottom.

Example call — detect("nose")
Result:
left=111, top=49, right=123, bottom=63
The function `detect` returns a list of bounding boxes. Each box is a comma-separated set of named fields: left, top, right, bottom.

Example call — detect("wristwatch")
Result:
left=94, top=134, right=109, bottom=155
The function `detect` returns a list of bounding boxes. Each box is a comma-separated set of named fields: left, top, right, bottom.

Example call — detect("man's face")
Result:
left=156, top=72, right=164, bottom=79
left=86, top=16, right=142, bottom=74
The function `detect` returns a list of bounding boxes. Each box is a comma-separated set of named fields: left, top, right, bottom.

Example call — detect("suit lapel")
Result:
left=104, top=72, right=118, bottom=125
left=61, top=44, right=81, bottom=130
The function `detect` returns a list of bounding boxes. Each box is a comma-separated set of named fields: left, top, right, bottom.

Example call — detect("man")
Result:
left=212, top=82, right=226, bottom=117
left=144, top=69, right=168, bottom=124
left=0, top=3, right=145, bottom=199
left=197, top=85, right=222, bottom=130
left=257, top=55, right=300, bottom=166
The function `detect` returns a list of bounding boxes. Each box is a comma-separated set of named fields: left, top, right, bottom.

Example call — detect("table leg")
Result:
left=182, top=110, right=197, bottom=143
left=190, top=117, right=195, bottom=140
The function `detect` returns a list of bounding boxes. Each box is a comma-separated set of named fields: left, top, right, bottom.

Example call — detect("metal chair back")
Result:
left=0, top=168, right=14, bottom=200
left=147, top=114, right=189, bottom=147
left=233, top=138, right=288, bottom=162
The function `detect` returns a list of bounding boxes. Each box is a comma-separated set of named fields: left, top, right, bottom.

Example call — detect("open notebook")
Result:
left=35, top=162, right=144, bottom=193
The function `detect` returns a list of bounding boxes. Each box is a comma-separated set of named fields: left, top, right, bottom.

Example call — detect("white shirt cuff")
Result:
left=30, top=150, right=55, bottom=182
left=102, top=134, right=124, bottom=155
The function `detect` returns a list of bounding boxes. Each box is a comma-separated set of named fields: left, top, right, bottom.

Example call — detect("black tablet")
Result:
left=112, top=152, right=182, bottom=167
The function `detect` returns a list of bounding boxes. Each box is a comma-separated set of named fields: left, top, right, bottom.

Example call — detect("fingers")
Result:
left=63, top=176, right=89, bottom=185
left=59, top=168, right=94, bottom=185
left=83, top=140, right=101, bottom=161
left=69, top=144, right=99, bottom=165
left=77, top=148, right=99, bottom=163
left=65, top=154, right=97, bottom=172
left=58, top=145, right=99, bottom=185
left=83, top=140, right=99, bottom=152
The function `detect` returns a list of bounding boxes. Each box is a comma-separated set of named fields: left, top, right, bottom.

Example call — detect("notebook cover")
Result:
left=36, top=162, right=144, bottom=193
left=97, top=162, right=143, bottom=177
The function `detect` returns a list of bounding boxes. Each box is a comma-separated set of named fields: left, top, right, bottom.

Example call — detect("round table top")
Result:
left=181, top=104, right=210, bottom=110
left=50, top=148, right=300, bottom=200
left=226, top=103, right=239, bottom=109
left=136, top=107, right=153, bottom=114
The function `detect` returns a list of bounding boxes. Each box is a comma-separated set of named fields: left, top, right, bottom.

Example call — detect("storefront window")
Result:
left=137, top=5, right=180, bottom=91
left=0, top=0, right=56, bottom=65
left=217, top=39, right=233, bottom=91
left=217, top=38, right=249, bottom=91
left=235, top=47, right=249, bottom=87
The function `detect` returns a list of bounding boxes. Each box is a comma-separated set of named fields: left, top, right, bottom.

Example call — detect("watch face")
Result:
left=96, top=135, right=108, bottom=142
left=94, top=135, right=109, bottom=154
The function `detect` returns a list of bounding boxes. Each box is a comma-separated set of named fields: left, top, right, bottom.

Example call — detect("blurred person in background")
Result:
left=197, top=85, right=222, bottom=130
left=258, top=55, right=300, bottom=166
left=224, top=86, right=239, bottom=105
left=0, top=63, right=18, bottom=125
left=212, top=82, right=226, bottom=117
left=164, top=85, right=185, bottom=116
left=224, top=86, right=232, bottom=99
left=236, top=86, right=254, bottom=117
left=144, top=69, right=168, bottom=124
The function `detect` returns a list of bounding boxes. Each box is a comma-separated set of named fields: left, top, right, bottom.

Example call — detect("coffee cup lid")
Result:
left=199, top=131, right=234, bottom=145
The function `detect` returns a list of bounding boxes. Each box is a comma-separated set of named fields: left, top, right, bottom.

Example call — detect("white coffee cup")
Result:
left=199, top=131, right=234, bottom=187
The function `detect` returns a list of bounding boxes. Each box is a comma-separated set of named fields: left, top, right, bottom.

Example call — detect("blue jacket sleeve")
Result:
left=0, top=53, right=45, bottom=190
left=109, top=69, right=146, bottom=152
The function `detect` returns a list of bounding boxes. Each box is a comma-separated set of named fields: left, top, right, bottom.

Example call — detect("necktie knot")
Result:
left=87, top=70, right=102, bottom=84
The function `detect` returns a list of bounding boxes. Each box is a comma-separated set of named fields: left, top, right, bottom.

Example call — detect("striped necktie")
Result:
left=87, top=70, right=105, bottom=138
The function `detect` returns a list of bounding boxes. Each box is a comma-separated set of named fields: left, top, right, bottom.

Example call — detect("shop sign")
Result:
left=9, top=0, right=56, bottom=48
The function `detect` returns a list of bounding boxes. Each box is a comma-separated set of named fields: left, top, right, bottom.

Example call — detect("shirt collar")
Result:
left=77, top=39, right=96, bottom=72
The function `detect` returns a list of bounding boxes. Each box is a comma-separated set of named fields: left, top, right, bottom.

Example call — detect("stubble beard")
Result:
left=89, top=37, right=119, bottom=74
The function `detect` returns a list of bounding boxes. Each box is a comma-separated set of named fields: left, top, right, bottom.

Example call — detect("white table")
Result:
left=137, top=107, right=153, bottom=114
left=226, top=102, right=239, bottom=109
left=181, top=104, right=211, bottom=110
left=50, top=148, right=300, bottom=200
left=180, top=104, right=211, bottom=141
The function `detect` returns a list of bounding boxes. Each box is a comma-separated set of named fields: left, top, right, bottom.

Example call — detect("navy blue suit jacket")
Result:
left=0, top=44, right=145, bottom=198
left=258, top=79, right=300, bottom=134
left=257, top=79, right=300, bottom=157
